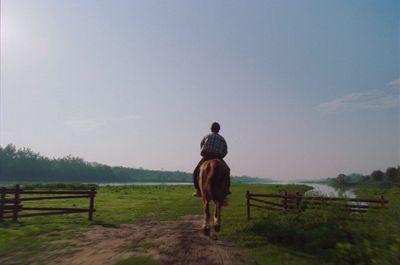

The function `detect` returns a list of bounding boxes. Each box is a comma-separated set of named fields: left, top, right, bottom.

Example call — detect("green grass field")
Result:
left=0, top=184, right=399, bottom=265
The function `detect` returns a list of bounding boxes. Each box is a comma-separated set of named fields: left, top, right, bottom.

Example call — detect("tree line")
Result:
left=0, top=144, right=267, bottom=184
left=333, top=166, right=400, bottom=187
left=0, top=144, right=192, bottom=183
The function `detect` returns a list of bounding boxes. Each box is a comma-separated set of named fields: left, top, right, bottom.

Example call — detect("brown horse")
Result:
left=198, top=159, right=230, bottom=237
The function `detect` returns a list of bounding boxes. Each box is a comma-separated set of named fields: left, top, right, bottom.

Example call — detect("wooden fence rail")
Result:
left=0, top=185, right=96, bottom=222
left=246, top=190, right=388, bottom=220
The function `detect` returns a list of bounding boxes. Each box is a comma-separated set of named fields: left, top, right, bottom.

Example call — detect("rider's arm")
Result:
left=222, top=139, right=228, bottom=158
left=200, top=136, right=206, bottom=148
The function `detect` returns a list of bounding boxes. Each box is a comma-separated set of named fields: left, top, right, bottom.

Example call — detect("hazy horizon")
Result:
left=1, top=1, right=399, bottom=180
left=1, top=142, right=398, bottom=182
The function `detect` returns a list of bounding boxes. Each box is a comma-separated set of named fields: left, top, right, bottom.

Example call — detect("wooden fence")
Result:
left=0, top=185, right=96, bottom=222
left=246, top=191, right=388, bottom=220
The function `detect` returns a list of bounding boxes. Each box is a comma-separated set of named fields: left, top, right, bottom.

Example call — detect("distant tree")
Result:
left=386, top=167, right=399, bottom=182
left=361, top=175, right=370, bottom=182
left=371, top=170, right=385, bottom=182
left=398, top=166, right=400, bottom=181
left=336, top=174, right=347, bottom=186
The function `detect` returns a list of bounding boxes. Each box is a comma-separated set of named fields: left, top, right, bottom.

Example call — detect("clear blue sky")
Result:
left=1, top=0, right=399, bottom=180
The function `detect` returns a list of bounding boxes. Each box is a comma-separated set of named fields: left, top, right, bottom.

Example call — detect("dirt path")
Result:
left=41, top=215, right=249, bottom=265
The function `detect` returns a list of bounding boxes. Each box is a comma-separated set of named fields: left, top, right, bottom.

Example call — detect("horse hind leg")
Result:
left=213, top=201, right=222, bottom=233
left=202, top=201, right=210, bottom=236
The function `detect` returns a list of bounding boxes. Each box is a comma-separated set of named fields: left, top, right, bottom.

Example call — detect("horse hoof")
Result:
left=203, top=227, right=210, bottom=236
left=214, top=225, right=221, bottom=232
left=211, top=234, right=218, bottom=240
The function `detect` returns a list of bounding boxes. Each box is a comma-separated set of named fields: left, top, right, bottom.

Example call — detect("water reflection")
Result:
left=303, top=183, right=355, bottom=198
left=0, top=181, right=355, bottom=198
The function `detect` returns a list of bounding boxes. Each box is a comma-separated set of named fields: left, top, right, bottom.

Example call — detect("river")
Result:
left=0, top=181, right=354, bottom=197
left=302, top=183, right=355, bottom=198
left=264, top=182, right=355, bottom=198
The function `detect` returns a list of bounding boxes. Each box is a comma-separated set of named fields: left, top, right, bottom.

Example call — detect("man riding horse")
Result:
left=192, top=122, right=231, bottom=197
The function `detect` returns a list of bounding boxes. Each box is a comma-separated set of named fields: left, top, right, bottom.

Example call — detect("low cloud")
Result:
left=388, top=78, right=400, bottom=87
left=64, top=115, right=140, bottom=131
left=318, top=78, right=400, bottom=113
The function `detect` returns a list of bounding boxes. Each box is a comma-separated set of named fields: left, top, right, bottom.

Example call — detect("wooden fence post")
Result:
left=246, top=191, right=250, bottom=221
left=88, top=187, right=95, bottom=221
left=380, top=195, right=385, bottom=208
left=13, top=185, right=20, bottom=222
left=0, top=187, right=5, bottom=223
left=284, top=191, right=288, bottom=212
left=295, top=192, right=301, bottom=212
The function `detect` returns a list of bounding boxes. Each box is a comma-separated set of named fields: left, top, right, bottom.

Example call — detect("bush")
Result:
left=242, top=189, right=400, bottom=265
left=245, top=208, right=349, bottom=254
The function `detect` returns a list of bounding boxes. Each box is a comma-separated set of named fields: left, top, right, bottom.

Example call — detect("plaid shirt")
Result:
left=200, top=133, right=228, bottom=157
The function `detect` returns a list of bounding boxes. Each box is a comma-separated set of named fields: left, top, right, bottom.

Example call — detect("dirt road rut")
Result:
left=45, top=215, right=249, bottom=265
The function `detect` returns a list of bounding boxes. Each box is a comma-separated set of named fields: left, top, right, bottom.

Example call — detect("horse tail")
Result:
left=200, top=159, right=229, bottom=205
left=211, top=160, right=229, bottom=206
left=204, top=162, right=217, bottom=202
left=209, top=161, right=219, bottom=201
